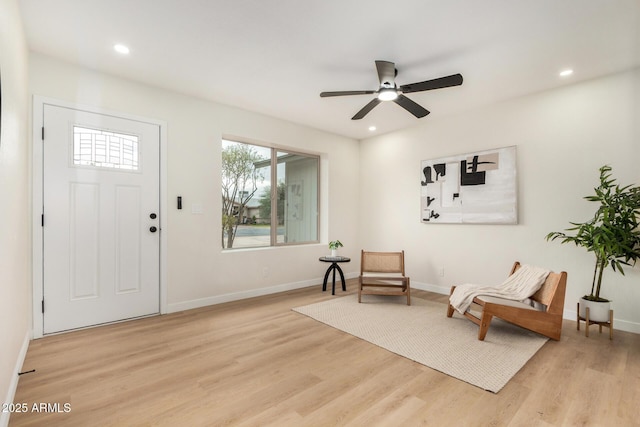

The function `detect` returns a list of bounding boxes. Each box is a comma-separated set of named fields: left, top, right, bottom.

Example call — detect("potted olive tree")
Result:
left=546, top=165, right=640, bottom=321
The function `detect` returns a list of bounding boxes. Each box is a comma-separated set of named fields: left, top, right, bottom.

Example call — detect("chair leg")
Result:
left=446, top=285, right=456, bottom=317
left=446, top=304, right=455, bottom=318
left=358, top=279, right=362, bottom=303
left=478, top=312, right=493, bottom=341
left=406, top=279, right=411, bottom=306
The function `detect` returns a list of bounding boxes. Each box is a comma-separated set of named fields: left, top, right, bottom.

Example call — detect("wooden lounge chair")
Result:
left=446, top=261, right=567, bottom=340
left=358, top=250, right=410, bottom=305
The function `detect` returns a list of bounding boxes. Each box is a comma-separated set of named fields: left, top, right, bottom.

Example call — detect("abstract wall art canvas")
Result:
left=420, top=146, right=517, bottom=224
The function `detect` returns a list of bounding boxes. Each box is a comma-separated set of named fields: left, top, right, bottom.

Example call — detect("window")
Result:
left=73, top=126, right=139, bottom=171
left=222, top=139, right=319, bottom=249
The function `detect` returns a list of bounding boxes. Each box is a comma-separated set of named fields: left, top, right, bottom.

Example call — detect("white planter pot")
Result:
left=331, top=249, right=337, bottom=257
left=579, top=297, right=611, bottom=323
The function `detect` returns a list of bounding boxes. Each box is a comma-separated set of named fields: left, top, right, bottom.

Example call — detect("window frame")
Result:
left=222, top=138, right=320, bottom=250
left=72, top=125, right=141, bottom=172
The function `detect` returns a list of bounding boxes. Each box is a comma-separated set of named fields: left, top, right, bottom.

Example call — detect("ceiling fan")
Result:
left=320, top=60, right=463, bottom=120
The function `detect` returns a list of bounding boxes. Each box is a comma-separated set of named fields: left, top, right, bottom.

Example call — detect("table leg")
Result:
left=336, top=264, right=346, bottom=291
left=322, top=266, right=332, bottom=292
left=331, top=264, right=337, bottom=295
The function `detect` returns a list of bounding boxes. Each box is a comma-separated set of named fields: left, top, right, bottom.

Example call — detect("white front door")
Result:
left=42, top=104, right=161, bottom=334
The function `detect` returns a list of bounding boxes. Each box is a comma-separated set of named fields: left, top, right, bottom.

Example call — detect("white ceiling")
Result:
left=18, top=0, right=640, bottom=140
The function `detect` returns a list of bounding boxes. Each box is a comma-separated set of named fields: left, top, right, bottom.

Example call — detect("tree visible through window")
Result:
left=221, top=139, right=319, bottom=249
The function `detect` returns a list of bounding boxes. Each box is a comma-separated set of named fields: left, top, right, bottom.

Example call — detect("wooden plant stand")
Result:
left=577, top=302, right=613, bottom=339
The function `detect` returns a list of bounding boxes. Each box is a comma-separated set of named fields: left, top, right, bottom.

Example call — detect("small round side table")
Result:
left=318, top=256, right=351, bottom=295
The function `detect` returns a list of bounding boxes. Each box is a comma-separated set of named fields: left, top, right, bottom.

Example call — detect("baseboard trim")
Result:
left=412, top=281, right=450, bottom=295
left=167, top=273, right=360, bottom=313
left=168, top=278, right=640, bottom=334
left=1, top=331, right=30, bottom=427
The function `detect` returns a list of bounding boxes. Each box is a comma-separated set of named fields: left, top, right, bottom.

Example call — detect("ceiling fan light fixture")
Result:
left=113, top=44, right=130, bottom=55
left=378, top=88, right=398, bottom=101
left=320, top=60, right=462, bottom=119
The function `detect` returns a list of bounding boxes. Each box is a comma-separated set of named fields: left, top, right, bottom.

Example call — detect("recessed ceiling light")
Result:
left=559, top=69, right=573, bottom=77
left=114, top=44, right=130, bottom=55
left=368, top=126, right=377, bottom=131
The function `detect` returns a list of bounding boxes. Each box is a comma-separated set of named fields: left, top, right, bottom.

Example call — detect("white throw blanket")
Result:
left=449, top=264, right=550, bottom=314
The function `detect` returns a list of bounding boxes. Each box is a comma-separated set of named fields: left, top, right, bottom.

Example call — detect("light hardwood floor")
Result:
left=10, top=279, right=640, bottom=426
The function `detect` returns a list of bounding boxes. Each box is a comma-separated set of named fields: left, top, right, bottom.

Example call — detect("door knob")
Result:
left=150, top=213, right=157, bottom=219
left=150, top=226, right=158, bottom=233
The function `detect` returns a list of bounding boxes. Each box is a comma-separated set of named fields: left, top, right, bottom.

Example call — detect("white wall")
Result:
left=359, top=68, right=640, bottom=333
left=29, top=53, right=361, bottom=312
left=29, top=55, right=640, bottom=332
left=0, top=0, right=31, bottom=424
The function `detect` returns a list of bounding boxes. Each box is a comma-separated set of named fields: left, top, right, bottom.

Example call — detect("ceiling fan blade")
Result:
left=400, top=73, right=463, bottom=93
left=320, top=90, right=376, bottom=97
left=375, top=60, right=396, bottom=87
left=394, top=95, right=430, bottom=118
left=352, top=98, right=381, bottom=120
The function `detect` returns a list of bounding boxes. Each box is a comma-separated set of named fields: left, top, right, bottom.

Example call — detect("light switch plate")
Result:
left=191, top=203, right=203, bottom=214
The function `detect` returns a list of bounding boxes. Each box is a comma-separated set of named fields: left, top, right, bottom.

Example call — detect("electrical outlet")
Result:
left=262, top=267, right=269, bottom=278
left=439, top=267, right=445, bottom=277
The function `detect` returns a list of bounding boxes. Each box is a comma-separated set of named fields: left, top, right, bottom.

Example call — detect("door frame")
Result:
left=31, top=96, right=168, bottom=338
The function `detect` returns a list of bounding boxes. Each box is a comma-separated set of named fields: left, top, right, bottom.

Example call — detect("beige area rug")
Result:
left=293, top=295, right=548, bottom=393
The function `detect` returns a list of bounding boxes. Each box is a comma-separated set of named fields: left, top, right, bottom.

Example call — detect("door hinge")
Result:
left=41, top=127, right=45, bottom=141
left=41, top=214, right=44, bottom=227
left=41, top=299, right=45, bottom=313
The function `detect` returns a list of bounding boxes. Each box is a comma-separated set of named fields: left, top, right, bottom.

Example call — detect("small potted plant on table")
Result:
left=329, top=240, right=343, bottom=258
left=546, top=165, right=640, bottom=322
